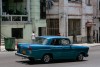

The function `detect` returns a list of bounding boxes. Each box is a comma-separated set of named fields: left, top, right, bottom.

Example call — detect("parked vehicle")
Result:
left=15, top=36, right=89, bottom=63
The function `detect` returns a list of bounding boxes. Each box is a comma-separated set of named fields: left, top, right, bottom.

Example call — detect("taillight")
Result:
left=28, top=46, right=32, bottom=50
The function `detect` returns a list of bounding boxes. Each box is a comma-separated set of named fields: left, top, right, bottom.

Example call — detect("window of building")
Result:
left=2, top=0, right=27, bottom=15
left=12, top=28, right=23, bottom=39
left=47, top=19, right=59, bottom=35
left=40, top=0, right=46, bottom=19
left=68, top=19, right=81, bottom=36
left=86, top=0, right=91, bottom=6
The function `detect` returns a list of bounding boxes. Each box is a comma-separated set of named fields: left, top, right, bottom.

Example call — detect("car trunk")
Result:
left=17, top=43, right=31, bottom=55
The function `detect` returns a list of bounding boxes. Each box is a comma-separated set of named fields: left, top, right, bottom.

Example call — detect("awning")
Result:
left=86, top=22, right=96, bottom=27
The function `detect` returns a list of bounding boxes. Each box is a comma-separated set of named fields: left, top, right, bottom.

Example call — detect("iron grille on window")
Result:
left=68, top=19, right=81, bottom=36
left=47, top=19, right=59, bottom=35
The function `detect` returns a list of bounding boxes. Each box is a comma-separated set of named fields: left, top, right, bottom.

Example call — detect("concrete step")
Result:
left=1, top=38, right=5, bottom=46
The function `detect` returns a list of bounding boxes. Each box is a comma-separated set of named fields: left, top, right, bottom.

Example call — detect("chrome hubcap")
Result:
left=78, top=54, right=83, bottom=61
left=44, top=55, right=50, bottom=63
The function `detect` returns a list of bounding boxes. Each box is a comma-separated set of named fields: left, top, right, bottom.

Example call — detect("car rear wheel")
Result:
left=77, top=53, right=84, bottom=61
left=42, top=54, right=52, bottom=63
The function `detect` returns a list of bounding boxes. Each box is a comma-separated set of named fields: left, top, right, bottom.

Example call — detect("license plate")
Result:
left=22, top=50, right=26, bottom=55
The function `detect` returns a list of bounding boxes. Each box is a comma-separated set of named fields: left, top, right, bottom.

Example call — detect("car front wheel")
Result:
left=77, top=53, right=84, bottom=61
left=42, top=54, right=52, bottom=63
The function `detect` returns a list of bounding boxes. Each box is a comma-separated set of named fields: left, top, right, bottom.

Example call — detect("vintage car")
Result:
left=15, top=36, right=89, bottom=63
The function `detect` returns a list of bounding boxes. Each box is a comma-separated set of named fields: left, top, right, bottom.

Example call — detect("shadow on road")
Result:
left=16, top=59, right=88, bottom=65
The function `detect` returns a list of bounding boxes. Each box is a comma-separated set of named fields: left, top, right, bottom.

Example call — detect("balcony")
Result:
left=2, top=15, right=28, bottom=22
left=1, top=0, right=30, bottom=23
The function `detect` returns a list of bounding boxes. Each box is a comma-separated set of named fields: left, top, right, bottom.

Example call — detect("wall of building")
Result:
left=91, top=0, right=100, bottom=42
left=46, top=0, right=94, bottom=43
left=30, top=0, right=46, bottom=36
left=1, top=24, right=32, bottom=43
left=1, top=0, right=46, bottom=43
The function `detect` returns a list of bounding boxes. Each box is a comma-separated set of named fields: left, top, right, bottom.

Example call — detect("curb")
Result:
left=0, top=46, right=17, bottom=52
left=89, top=44, right=100, bottom=47
left=0, top=49, right=17, bottom=52
left=1, top=44, right=100, bottom=52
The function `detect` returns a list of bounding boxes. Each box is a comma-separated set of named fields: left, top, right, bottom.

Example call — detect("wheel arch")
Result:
left=79, top=52, right=86, bottom=57
left=42, top=53, right=53, bottom=59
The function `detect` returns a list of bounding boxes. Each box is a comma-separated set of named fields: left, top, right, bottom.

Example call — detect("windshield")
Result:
left=33, top=37, right=47, bottom=45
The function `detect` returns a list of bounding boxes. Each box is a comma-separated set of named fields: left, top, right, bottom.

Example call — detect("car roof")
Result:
left=38, top=36, right=69, bottom=39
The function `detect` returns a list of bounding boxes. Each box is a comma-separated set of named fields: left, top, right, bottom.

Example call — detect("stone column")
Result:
left=27, top=0, right=31, bottom=22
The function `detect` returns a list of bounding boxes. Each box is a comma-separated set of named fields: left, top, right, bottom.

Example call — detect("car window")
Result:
left=61, top=39, right=70, bottom=45
left=51, top=39, right=61, bottom=46
left=34, top=37, right=47, bottom=45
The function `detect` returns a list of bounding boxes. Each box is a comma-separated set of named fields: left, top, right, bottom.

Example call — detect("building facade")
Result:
left=46, top=0, right=94, bottom=43
left=0, top=0, right=46, bottom=43
left=91, top=0, right=100, bottom=43
left=0, top=0, right=96, bottom=44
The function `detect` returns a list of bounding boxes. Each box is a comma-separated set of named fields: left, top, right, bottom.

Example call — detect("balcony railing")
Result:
left=2, top=15, right=28, bottom=22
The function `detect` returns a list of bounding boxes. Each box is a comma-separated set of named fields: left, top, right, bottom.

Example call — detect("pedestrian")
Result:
left=57, top=33, right=61, bottom=36
left=31, top=31, right=35, bottom=43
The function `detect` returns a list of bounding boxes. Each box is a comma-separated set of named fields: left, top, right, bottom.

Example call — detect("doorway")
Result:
left=87, top=27, right=91, bottom=43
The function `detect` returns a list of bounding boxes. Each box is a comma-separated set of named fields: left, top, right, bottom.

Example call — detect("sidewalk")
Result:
left=73, top=43, right=100, bottom=47
left=0, top=43, right=100, bottom=52
left=0, top=46, right=17, bottom=52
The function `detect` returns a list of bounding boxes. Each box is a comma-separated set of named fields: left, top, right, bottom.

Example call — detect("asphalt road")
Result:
left=0, top=46, right=100, bottom=67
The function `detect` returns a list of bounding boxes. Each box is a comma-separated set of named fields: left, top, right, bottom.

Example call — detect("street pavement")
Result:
left=0, top=46, right=100, bottom=67
left=0, top=46, right=17, bottom=52
left=0, top=43, right=100, bottom=52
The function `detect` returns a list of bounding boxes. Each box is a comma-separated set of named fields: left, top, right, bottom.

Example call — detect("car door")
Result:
left=50, top=39, right=63, bottom=60
left=61, top=39, right=73, bottom=59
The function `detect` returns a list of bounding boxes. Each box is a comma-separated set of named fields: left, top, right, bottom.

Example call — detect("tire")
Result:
left=77, top=53, right=84, bottom=61
left=42, top=54, right=52, bottom=63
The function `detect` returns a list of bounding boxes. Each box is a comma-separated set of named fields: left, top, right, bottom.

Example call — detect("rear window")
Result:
left=34, top=37, right=47, bottom=45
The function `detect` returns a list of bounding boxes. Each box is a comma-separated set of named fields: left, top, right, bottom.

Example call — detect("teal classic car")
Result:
left=15, top=36, right=89, bottom=63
